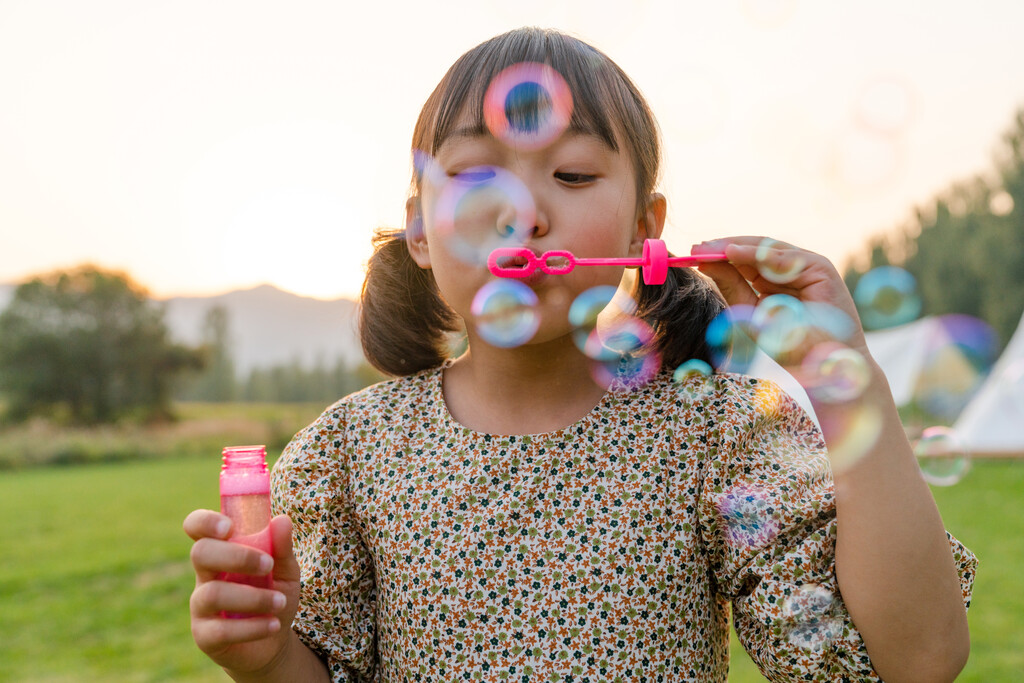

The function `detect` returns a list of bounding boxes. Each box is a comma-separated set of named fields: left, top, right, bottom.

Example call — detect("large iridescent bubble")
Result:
left=483, top=62, right=573, bottom=151
left=854, top=266, right=922, bottom=330
left=431, top=164, right=537, bottom=268
left=471, top=279, right=540, bottom=348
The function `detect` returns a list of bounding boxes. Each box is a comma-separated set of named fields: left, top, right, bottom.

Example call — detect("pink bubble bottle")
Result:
left=219, top=445, right=274, bottom=598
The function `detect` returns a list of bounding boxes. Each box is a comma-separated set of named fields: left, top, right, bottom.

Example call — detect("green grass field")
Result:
left=1, top=408, right=1021, bottom=681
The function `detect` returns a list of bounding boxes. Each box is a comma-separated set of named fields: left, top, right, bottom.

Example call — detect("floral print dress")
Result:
left=271, top=367, right=976, bottom=682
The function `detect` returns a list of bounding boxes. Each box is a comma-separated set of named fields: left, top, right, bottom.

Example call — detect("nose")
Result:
left=495, top=203, right=548, bottom=241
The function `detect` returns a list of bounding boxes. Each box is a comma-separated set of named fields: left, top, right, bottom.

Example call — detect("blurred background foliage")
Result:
left=844, top=107, right=1024, bottom=351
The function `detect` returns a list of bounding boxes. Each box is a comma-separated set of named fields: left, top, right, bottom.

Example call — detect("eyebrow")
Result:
left=435, top=125, right=489, bottom=156
left=435, top=123, right=615, bottom=156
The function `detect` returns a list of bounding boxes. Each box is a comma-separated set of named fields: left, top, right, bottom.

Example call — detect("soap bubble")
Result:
left=706, top=304, right=759, bottom=373
left=800, top=342, right=871, bottom=403
left=483, top=62, right=573, bottom=151
left=568, top=286, right=620, bottom=355
left=751, top=294, right=809, bottom=360
left=673, top=358, right=715, bottom=400
left=587, top=317, right=660, bottom=391
left=755, top=238, right=808, bottom=285
left=853, top=266, right=922, bottom=330
left=471, top=280, right=540, bottom=348
left=718, top=485, right=779, bottom=548
left=818, top=402, right=883, bottom=472
left=782, top=584, right=841, bottom=652
left=432, top=164, right=537, bottom=267
left=914, top=426, right=970, bottom=486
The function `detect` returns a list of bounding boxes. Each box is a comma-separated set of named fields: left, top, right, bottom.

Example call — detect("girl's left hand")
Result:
left=691, top=236, right=868, bottom=352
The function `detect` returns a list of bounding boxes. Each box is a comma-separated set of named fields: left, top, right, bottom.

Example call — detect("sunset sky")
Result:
left=2, top=0, right=1023, bottom=300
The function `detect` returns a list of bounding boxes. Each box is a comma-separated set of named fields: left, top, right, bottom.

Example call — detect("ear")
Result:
left=628, top=192, right=667, bottom=257
left=405, top=197, right=431, bottom=269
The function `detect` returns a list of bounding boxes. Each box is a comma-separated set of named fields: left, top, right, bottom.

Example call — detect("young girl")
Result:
left=184, top=28, right=975, bottom=682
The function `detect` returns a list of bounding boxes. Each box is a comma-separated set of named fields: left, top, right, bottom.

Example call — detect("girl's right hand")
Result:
left=183, top=510, right=302, bottom=676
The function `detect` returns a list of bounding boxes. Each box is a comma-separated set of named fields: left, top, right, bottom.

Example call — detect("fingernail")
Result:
left=272, top=592, right=286, bottom=610
left=259, top=554, right=274, bottom=574
left=267, top=617, right=281, bottom=633
left=215, top=519, right=231, bottom=538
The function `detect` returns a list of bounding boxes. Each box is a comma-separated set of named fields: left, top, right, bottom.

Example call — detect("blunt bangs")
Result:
left=411, top=28, right=660, bottom=200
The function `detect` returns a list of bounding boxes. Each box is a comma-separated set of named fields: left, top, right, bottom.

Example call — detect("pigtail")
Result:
left=359, top=228, right=459, bottom=376
left=633, top=258, right=726, bottom=370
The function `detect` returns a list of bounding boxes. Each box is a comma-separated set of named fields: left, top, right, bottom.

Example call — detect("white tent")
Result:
left=952, top=312, right=1024, bottom=455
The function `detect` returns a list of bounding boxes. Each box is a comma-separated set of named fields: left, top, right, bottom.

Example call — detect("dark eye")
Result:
left=555, top=172, right=596, bottom=185
left=453, top=168, right=497, bottom=183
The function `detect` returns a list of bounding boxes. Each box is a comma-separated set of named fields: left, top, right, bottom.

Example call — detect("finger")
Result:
left=697, top=261, right=760, bottom=307
left=191, top=580, right=287, bottom=619
left=191, top=537, right=274, bottom=583
left=192, top=613, right=282, bottom=653
left=184, top=509, right=232, bottom=542
left=269, top=515, right=301, bottom=583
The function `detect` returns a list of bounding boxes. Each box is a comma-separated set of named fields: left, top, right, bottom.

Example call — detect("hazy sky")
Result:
left=2, top=0, right=1023, bottom=300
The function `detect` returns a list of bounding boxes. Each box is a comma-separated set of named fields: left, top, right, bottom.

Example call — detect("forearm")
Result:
left=817, top=360, right=969, bottom=682
left=228, top=630, right=330, bottom=683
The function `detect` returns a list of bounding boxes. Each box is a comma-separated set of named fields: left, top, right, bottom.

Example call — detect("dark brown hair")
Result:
left=360, top=27, right=725, bottom=376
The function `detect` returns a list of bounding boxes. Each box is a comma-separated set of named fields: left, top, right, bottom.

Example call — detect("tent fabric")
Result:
left=952, top=313, right=1024, bottom=455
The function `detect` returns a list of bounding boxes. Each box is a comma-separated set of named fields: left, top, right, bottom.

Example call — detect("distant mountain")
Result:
left=161, top=284, right=363, bottom=374
left=0, top=281, right=363, bottom=374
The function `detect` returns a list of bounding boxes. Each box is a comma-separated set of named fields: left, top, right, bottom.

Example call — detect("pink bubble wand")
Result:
left=488, top=238, right=727, bottom=285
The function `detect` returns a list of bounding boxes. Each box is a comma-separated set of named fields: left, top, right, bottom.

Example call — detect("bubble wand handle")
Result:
left=487, top=238, right=727, bottom=285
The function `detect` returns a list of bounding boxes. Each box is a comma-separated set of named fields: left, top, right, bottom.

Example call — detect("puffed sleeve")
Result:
left=697, top=376, right=977, bottom=681
left=271, top=402, right=377, bottom=682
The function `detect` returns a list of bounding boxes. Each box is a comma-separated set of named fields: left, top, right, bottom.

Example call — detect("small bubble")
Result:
left=782, top=584, right=841, bottom=652
left=914, top=426, right=970, bottom=486
left=853, top=266, right=922, bottom=330
left=755, top=238, right=807, bottom=285
left=751, top=294, right=808, bottom=360
left=717, top=485, right=779, bottom=548
left=818, top=402, right=883, bottom=472
left=586, top=317, right=660, bottom=391
left=800, top=342, right=870, bottom=403
left=706, top=304, right=759, bottom=373
left=471, top=280, right=540, bottom=348
left=569, top=286, right=635, bottom=358
left=673, top=359, right=715, bottom=400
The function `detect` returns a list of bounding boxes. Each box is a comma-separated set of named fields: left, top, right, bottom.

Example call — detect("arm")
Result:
left=695, top=237, right=970, bottom=682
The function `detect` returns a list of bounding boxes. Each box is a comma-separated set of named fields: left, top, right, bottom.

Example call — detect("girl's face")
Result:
left=407, top=111, right=663, bottom=348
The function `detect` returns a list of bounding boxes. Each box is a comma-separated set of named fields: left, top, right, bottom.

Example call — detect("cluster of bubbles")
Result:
left=412, top=61, right=574, bottom=271
left=851, top=268, right=998, bottom=486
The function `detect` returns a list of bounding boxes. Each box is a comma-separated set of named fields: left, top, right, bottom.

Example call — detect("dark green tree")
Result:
left=0, top=266, right=204, bottom=424
left=845, top=106, right=1024, bottom=350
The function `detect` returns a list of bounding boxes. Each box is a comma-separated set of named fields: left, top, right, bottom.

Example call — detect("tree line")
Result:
left=0, top=268, right=383, bottom=425
left=844, top=107, right=1024, bottom=350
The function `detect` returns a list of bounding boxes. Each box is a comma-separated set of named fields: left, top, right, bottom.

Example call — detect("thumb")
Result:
left=269, top=514, right=300, bottom=583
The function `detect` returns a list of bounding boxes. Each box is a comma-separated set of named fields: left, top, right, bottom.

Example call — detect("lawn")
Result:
left=0, top=409, right=1020, bottom=681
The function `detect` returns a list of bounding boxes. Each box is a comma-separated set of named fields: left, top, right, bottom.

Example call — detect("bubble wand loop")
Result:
left=487, top=239, right=728, bottom=285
